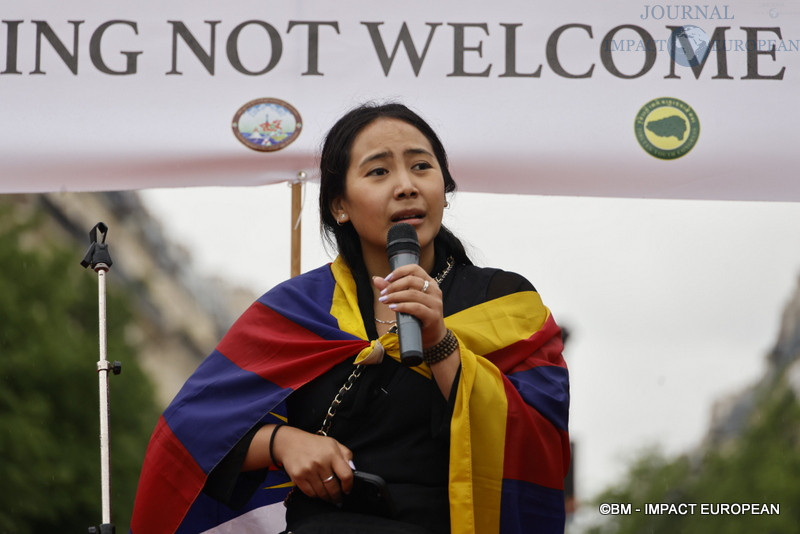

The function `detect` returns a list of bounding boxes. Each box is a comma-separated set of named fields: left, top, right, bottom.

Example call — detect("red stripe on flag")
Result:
left=489, top=315, right=566, bottom=374
left=502, top=379, right=570, bottom=490
left=131, top=416, right=206, bottom=534
left=216, top=302, right=368, bottom=389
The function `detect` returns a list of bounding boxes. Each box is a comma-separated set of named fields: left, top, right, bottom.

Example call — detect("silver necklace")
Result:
left=434, top=256, right=455, bottom=285
left=374, top=256, right=454, bottom=325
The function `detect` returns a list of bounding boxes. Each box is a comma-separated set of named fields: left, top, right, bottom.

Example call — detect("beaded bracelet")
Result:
left=423, top=329, right=458, bottom=365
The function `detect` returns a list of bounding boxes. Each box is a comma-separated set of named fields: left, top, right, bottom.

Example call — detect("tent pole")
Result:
left=290, top=174, right=305, bottom=278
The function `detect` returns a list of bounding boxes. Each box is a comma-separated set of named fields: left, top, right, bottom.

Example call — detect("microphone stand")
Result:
left=81, top=223, right=121, bottom=534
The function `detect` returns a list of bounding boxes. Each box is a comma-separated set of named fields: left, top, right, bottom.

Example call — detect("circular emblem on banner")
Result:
left=634, top=97, right=700, bottom=160
left=232, top=98, right=302, bottom=152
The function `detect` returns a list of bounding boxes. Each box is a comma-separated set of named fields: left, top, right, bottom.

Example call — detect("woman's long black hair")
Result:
left=318, top=102, right=472, bottom=338
left=319, top=102, right=471, bottom=271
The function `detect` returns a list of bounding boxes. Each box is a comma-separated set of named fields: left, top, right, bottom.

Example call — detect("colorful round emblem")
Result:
left=232, top=98, right=302, bottom=152
left=634, top=97, right=700, bottom=160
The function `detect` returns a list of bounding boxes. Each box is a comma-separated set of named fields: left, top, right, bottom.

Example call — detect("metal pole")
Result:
left=81, top=222, right=118, bottom=534
left=95, top=265, right=112, bottom=525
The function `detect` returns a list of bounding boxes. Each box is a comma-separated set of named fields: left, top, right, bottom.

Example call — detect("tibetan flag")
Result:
left=131, top=257, right=569, bottom=533
left=131, top=262, right=369, bottom=533
left=446, top=292, right=569, bottom=533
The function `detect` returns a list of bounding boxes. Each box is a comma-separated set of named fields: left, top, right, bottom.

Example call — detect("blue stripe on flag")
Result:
left=500, top=478, right=565, bottom=534
left=164, top=351, right=292, bottom=473
left=507, top=366, right=570, bottom=431
left=177, top=471, right=292, bottom=533
left=257, top=264, right=350, bottom=340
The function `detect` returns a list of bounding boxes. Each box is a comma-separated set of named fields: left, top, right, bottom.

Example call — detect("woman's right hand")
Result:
left=270, top=425, right=354, bottom=504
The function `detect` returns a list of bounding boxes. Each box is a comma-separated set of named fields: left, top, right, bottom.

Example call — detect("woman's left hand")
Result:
left=373, top=264, right=448, bottom=348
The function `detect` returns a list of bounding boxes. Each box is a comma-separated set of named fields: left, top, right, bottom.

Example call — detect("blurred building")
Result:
left=9, top=191, right=254, bottom=407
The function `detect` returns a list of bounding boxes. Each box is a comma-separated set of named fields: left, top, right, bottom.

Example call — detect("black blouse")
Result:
left=204, top=254, right=534, bottom=534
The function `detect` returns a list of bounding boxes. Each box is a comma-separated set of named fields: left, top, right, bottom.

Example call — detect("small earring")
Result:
left=444, top=201, right=450, bottom=209
left=337, top=213, right=347, bottom=226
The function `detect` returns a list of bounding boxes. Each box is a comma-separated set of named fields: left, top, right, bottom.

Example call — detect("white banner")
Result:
left=1, top=1, right=798, bottom=200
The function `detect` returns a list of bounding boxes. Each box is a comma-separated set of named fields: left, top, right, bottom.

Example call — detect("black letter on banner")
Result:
left=227, top=21, right=282, bottom=75
left=2, top=20, right=22, bottom=74
left=741, top=27, right=786, bottom=80
left=90, top=21, right=142, bottom=75
left=287, top=21, right=339, bottom=75
left=665, top=26, right=732, bottom=80
left=448, top=23, right=491, bottom=77
left=547, top=23, right=594, bottom=78
left=31, top=20, right=84, bottom=75
left=499, top=23, right=542, bottom=77
left=167, top=20, right=220, bottom=75
left=600, top=25, right=656, bottom=78
left=362, top=22, right=441, bottom=76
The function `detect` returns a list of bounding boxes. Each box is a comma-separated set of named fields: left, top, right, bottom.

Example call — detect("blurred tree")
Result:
left=586, top=377, right=800, bottom=533
left=0, top=202, right=160, bottom=533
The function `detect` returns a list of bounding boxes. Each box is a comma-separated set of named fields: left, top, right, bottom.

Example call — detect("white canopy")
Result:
left=2, top=1, right=798, bottom=201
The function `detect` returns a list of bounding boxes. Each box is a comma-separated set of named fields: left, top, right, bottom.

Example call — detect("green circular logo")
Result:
left=634, top=97, right=700, bottom=160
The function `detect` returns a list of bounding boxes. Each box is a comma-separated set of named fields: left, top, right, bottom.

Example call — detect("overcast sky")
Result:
left=141, top=183, right=800, bottom=512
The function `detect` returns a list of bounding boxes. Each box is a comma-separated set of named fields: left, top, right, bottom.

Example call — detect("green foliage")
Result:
left=586, top=380, right=800, bottom=534
left=0, top=202, right=160, bottom=533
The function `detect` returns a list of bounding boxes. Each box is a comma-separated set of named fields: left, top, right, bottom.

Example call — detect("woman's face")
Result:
left=332, top=117, right=446, bottom=269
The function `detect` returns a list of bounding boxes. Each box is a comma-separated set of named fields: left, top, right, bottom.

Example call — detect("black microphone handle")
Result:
left=389, top=252, right=424, bottom=366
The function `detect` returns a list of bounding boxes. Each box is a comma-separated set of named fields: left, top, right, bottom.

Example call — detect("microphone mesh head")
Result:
left=386, top=223, right=420, bottom=257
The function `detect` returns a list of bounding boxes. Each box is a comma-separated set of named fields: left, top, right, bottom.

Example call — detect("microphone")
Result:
left=386, top=223, right=424, bottom=367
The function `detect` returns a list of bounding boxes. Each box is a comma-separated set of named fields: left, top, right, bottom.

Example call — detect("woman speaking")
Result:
left=132, top=102, right=570, bottom=534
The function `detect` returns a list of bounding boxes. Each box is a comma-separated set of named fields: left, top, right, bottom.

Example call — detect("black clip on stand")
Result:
left=81, top=223, right=121, bottom=534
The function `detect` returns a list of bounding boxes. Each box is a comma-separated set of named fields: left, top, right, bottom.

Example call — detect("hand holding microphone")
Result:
left=385, top=223, right=424, bottom=366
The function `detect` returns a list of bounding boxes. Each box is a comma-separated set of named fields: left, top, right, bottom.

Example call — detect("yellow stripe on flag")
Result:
left=446, top=291, right=551, bottom=533
left=445, top=291, right=549, bottom=356
left=449, top=342, right=508, bottom=533
left=330, top=257, right=368, bottom=340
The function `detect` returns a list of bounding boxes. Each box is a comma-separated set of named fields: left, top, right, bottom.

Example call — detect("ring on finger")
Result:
left=421, top=280, right=430, bottom=293
left=322, top=474, right=336, bottom=483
